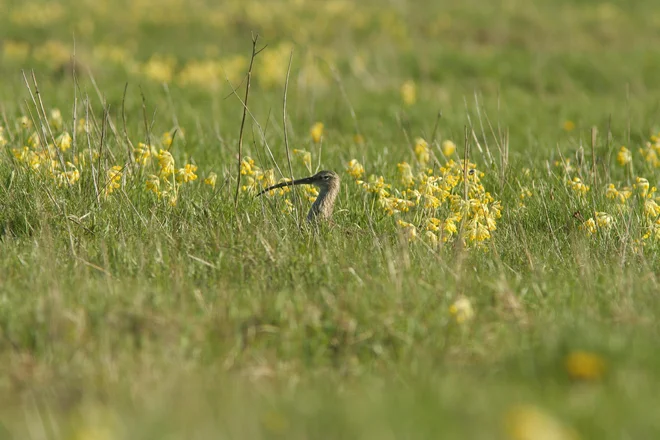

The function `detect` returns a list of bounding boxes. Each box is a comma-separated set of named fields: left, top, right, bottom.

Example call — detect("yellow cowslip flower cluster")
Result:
left=414, top=137, right=430, bottom=166
left=157, top=149, right=176, bottom=178
left=580, top=212, right=614, bottom=236
left=564, top=350, right=606, bottom=381
left=204, top=172, right=218, bottom=189
left=293, top=149, right=312, bottom=171
left=397, top=219, right=417, bottom=241
left=505, top=405, right=578, bottom=440
left=239, top=156, right=282, bottom=195
left=567, top=176, right=589, bottom=196
left=400, top=80, right=416, bottom=106
left=634, top=176, right=650, bottom=197
left=397, top=162, right=415, bottom=187
left=134, top=142, right=152, bottom=166
left=3, top=109, right=211, bottom=206
left=589, top=137, right=660, bottom=244
left=449, top=297, right=474, bottom=324
left=441, top=140, right=456, bottom=157
left=104, top=165, right=123, bottom=196
left=310, top=122, right=324, bottom=144
left=8, top=112, right=86, bottom=188
left=0, top=126, right=7, bottom=147
left=639, top=134, right=660, bottom=168
left=617, top=146, right=632, bottom=166
left=177, top=163, right=198, bottom=183
left=554, top=158, right=574, bottom=174
left=605, top=183, right=632, bottom=205
left=346, top=154, right=502, bottom=248
left=518, top=187, right=533, bottom=208
left=346, top=159, right=364, bottom=179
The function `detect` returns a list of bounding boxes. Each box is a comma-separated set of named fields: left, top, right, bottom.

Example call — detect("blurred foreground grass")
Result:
left=2, top=0, right=660, bottom=438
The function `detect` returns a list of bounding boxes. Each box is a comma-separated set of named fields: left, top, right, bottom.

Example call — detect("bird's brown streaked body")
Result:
left=257, top=170, right=340, bottom=222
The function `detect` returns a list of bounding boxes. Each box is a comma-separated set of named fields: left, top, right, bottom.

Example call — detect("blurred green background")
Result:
left=3, top=0, right=660, bottom=439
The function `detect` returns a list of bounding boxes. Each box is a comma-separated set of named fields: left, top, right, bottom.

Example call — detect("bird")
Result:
left=257, top=170, right=340, bottom=222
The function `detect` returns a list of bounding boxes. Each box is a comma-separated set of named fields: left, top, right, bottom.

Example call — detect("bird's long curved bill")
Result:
left=256, top=176, right=316, bottom=196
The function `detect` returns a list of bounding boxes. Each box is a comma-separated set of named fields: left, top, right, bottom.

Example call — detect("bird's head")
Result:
left=256, top=169, right=340, bottom=197
left=308, top=170, right=340, bottom=192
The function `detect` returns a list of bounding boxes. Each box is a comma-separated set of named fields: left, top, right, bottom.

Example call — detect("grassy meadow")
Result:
left=2, top=0, right=660, bottom=438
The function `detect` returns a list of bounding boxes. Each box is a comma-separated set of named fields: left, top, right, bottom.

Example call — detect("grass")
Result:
left=2, top=0, right=660, bottom=438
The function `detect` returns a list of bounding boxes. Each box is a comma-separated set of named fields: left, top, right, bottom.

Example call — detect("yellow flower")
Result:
left=425, top=231, right=439, bottom=246
left=634, top=177, right=650, bottom=197
left=18, top=115, right=32, bottom=130
left=353, top=133, right=365, bottom=145
left=303, top=185, right=319, bottom=202
left=580, top=218, right=597, bottom=235
left=400, top=79, right=416, bottom=106
left=505, top=405, right=579, bottom=440
left=361, top=174, right=391, bottom=198
left=2, top=40, right=30, bottom=63
left=157, top=150, right=175, bottom=178
left=142, top=54, right=176, bottom=83
left=50, top=108, right=63, bottom=131
left=0, top=126, right=7, bottom=147
left=177, top=163, right=198, bottom=183
left=346, top=159, right=365, bottom=179
left=640, top=143, right=660, bottom=167
left=605, top=183, right=619, bottom=200
left=414, top=137, right=430, bottom=165
left=27, top=132, right=40, bottom=148
left=644, top=199, right=660, bottom=218
left=397, top=219, right=417, bottom=242
left=12, top=146, right=29, bottom=162
left=449, top=297, right=474, bottom=324
left=310, top=122, right=324, bottom=143
left=56, top=168, right=80, bottom=187
left=518, top=187, right=533, bottom=208
left=240, top=156, right=256, bottom=176
left=563, top=120, right=576, bottom=132
left=77, top=118, right=89, bottom=135
left=282, top=198, right=294, bottom=213
left=146, top=174, right=160, bottom=195
left=204, top=172, right=217, bottom=189
left=104, top=165, right=122, bottom=196
left=56, top=132, right=72, bottom=151
left=568, top=177, right=589, bottom=196
left=442, top=140, right=456, bottom=157
left=616, top=146, right=632, bottom=166
left=564, top=350, right=606, bottom=381
left=444, top=216, right=459, bottom=236
left=554, top=158, right=574, bottom=174
left=293, top=149, right=312, bottom=171
left=133, top=143, right=152, bottom=166
left=595, top=212, right=614, bottom=229
left=162, top=131, right=173, bottom=148
left=397, top=162, right=415, bottom=187
left=465, top=218, right=491, bottom=242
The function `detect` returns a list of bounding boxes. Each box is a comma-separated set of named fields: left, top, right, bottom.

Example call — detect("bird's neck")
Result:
left=308, top=184, right=339, bottom=220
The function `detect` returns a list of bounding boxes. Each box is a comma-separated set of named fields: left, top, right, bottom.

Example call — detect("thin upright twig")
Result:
left=463, top=125, right=470, bottom=203
left=282, top=50, right=301, bottom=225
left=121, top=83, right=135, bottom=167
left=430, top=110, right=442, bottom=141
left=591, top=126, right=597, bottom=187
left=234, top=33, right=265, bottom=207
left=140, top=87, right=152, bottom=148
